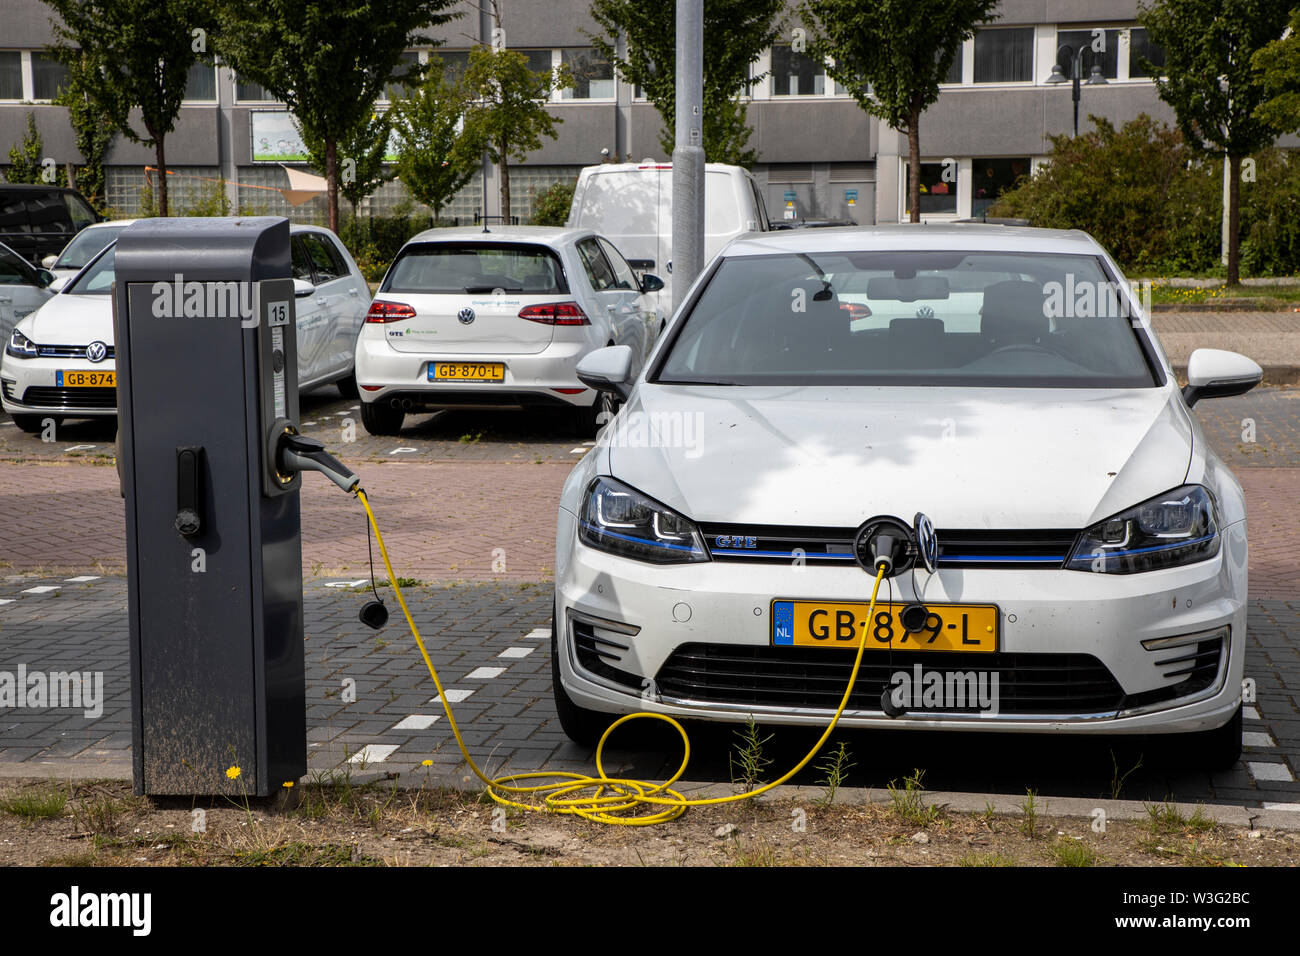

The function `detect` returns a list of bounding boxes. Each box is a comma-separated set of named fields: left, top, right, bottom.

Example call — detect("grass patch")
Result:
left=0, top=785, right=67, bottom=820
left=233, top=842, right=382, bottom=867
left=886, top=769, right=941, bottom=827
left=1145, top=802, right=1215, bottom=836
left=1048, top=839, right=1098, bottom=867
left=958, top=851, right=1016, bottom=867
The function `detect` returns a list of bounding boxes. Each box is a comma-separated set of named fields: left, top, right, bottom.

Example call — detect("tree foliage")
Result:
left=391, top=58, right=473, bottom=221
left=530, top=178, right=577, bottom=226
left=210, top=0, right=460, bottom=230
left=55, top=54, right=119, bottom=213
left=5, top=114, right=49, bottom=184
left=587, top=0, right=783, bottom=165
left=301, top=110, right=394, bottom=214
left=1252, top=7, right=1300, bottom=134
left=803, top=0, right=1000, bottom=221
left=44, top=0, right=209, bottom=215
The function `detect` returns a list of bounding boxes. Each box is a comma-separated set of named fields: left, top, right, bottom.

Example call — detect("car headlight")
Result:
left=5, top=328, right=38, bottom=359
left=1066, top=484, right=1220, bottom=574
left=578, top=476, right=709, bottom=564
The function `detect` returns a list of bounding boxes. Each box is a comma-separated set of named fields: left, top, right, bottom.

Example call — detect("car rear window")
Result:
left=382, top=242, right=568, bottom=295
left=656, top=250, right=1158, bottom=389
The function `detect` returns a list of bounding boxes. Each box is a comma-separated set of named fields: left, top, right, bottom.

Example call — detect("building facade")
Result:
left=2, top=0, right=1292, bottom=226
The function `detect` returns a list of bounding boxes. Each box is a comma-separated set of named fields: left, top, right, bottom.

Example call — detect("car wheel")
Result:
left=551, top=608, right=610, bottom=747
left=1165, top=703, right=1243, bottom=771
left=336, top=373, right=359, bottom=399
left=11, top=414, right=49, bottom=434
left=570, top=390, right=618, bottom=439
left=360, top=401, right=404, bottom=436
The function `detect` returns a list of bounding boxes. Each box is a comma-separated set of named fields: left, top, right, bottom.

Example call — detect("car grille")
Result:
left=35, top=344, right=115, bottom=360
left=653, top=643, right=1217, bottom=716
left=699, top=523, right=1078, bottom=569
left=19, top=386, right=118, bottom=410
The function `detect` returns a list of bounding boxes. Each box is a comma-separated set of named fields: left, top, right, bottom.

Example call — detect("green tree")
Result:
left=1253, top=7, right=1300, bottom=134
left=301, top=110, right=394, bottom=218
left=44, top=0, right=211, bottom=216
left=456, top=46, right=573, bottom=221
left=211, top=0, right=460, bottom=231
left=391, top=58, right=473, bottom=222
left=989, top=114, right=1221, bottom=273
left=1138, top=0, right=1294, bottom=283
left=5, top=114, right=45, bottom=184
left=588, top=0, right=784, bottom=165
left=804, top=0, right=999, bottom=223
left=54, top=55, right=120, bottom=213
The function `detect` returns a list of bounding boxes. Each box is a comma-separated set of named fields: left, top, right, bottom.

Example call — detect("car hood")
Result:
left=23, top=294, right=113, bottom=345
left=606, top=384, right=1193, bottom=530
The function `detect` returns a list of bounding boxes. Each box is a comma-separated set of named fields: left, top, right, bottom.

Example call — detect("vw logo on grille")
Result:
left=914, top=512, right=938, bottom=574
left=457, top=308, right=475, bottom=325
left=86, top=341, right=108, bottom=364
left=916, top=305, right=934, bottom=318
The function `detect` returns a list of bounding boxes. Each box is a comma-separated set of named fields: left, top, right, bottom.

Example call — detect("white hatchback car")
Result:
left=41, top=219, right=138, bottom=291
left=2, top=223, right=369, bottom=432
left=355, top=226, right=663, bottom=436
left=553, top=225, right=1260, bottom=769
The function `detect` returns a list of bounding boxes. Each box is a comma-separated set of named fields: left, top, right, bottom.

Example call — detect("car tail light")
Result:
left=366, top=300, right=416, bottom=323
left=518, top=302, right=590, bottom=326
left=840, top=302, right=871, bottom=319
left=552, top=387, right=587, bottom=395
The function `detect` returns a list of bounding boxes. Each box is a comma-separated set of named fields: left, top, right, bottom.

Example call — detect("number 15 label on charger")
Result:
left=266, top=300, right=289, bottom=327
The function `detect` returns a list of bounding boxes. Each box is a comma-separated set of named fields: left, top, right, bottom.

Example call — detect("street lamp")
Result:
left=1046, top=44, right=1108, bottom=138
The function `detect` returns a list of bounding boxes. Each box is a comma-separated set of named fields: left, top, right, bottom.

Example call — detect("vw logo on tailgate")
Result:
left=86, top=341, right=108, bottom=363
left=457, top=308, right=475, bottom=325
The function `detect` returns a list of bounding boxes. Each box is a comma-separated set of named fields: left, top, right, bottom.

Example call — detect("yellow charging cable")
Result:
left=355, top=487, right=888, bottom=825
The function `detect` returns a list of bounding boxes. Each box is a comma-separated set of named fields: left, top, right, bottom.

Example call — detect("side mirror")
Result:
left=576, top=345, right=635, bottom=402
left=47, top=275, right=67, bottom=292
left=1182, top=348, right=1262, bottom=407
left=639, top=273, right=665, bottom=294
left=293, top=278, right=315, bottom=298
left=37, top=269, right=57, bottom=288
left=41, top=255, right=57, bottom=269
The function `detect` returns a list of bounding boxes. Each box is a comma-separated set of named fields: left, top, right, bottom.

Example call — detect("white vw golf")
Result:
left=552, top=225, right=1260, bottom=769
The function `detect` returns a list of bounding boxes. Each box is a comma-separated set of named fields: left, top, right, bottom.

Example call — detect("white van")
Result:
left=566, top=162, right=769, bottom=319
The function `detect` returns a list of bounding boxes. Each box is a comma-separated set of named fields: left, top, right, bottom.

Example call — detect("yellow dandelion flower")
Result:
left=422, top=759, right=434, bottom=767
left=226, top=765, right=241, bottom=780
left=282, top=781, right=294, bottom=788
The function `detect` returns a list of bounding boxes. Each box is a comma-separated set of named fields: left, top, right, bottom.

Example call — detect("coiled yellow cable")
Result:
left=356, top=487, right=887, bottom=826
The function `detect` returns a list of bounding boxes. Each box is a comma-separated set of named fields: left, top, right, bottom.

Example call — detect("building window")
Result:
left=971, top=157, right=1030, bottom=216
left=561, top=48, right=614, bottom=99
left=0, top=52, right=21, bottom=99
left=905, top=162, right=958, bottom=216
left=771, top=44, right=825, bottom=96
left=384, top=51, right=420, bottom=101
left=1128, top=27, right=1165, bottom=78
left=1056, top=29, right=1119, bottom=79
left=516, top=49, right=554, bottom=76
left=973, top=28, right=1034, bottom=83
left=185, top=62, right=216, bottom=101
left=236, top=77, right=277, bottom=102
left=31, top=53, right=70, bottom=100
left=431, top=50, right=470, bottom=83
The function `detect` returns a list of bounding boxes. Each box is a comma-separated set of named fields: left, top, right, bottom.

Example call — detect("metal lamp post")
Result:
left=1045, top=44, right=1108, bottom=138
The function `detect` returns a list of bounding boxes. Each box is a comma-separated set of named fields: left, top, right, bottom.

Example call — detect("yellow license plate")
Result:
left=772, top=600, right=999, bottom=652
left=430, top=362, right=504, bottom=382
left=58, top=370, right=116, bottom=388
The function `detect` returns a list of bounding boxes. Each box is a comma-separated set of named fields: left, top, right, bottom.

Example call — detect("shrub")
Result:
left=530, top=178, right=576, bottom=226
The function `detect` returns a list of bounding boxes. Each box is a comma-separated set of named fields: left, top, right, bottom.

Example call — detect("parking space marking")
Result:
left=1263, top=803, right=1300, bottom=812
left=1243, top=731, right=1275, bottom=748
left=465, top=666, right=505, bottom=680
left=0, top=599, right=13, bottom=606
left=1247, top=762, right=1295, bottom=782
left=523, top=627, right=551, bottom=640
left=20, top=586, right=59, bottom=595
left=389, top=447, right=417, bottom=455
left=348, top=744, right=399, bottom=764
left=393, top=715, right=440, bottom=731
left=497, top=647, right=533, bottom=659
left=1245, top=706, right=1261, bottom=720
left=322, top=580, right=368, bottom=588
left=64, top=575, right=100, bottom=583
left=431, top=689, right=474, bottom=704
left=302, top=421, right=318, bottom=426
left=569, top=448, right=586, bottom=454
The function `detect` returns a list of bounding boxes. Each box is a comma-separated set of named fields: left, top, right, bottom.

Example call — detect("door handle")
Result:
left=174, top=446, right=204, bottom=537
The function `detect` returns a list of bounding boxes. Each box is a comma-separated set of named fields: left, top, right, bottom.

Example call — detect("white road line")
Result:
left=569, top=447, right=586, bottom=454
left=322, top=580, right=368, bottom=588
left=0, top=599, right=13, bottom=606
left=393, top=715, right=440, bottom=731
left=582, top=440, right=597, bottom=446
left=523, top=627, right=551, bottom=640
left=389, top=447, right=417, bottom=455
left=497, top=647, right=533, bottom=659
left=21, top=586, right=59, bottom=594
left=431, top=689, right=474, bottom=704
left=64, top=444, right=96, bottom=453
left=1247, top=761, right=1295, bottom=782
left=1245, top=705, right=1261, bottom=721
left=1243, top=731, right=1275, bottom=748
left=1263, top=803, right=1300, bottom=812
left=348, top=744, right=400, bottom=764
left=350, top=405, right=360, bottom=410
left=465, top=666, right=505, bottom=680
left=64, top=575, right=100, bottom=583
left=302, top=421, right=317, bottom=426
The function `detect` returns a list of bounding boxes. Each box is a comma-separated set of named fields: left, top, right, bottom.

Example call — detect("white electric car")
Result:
left=2, top=224, right=369, bottom=432
left=553, top=225, right=1260, bottom=769
left=354, top=226, right=663, bottom=437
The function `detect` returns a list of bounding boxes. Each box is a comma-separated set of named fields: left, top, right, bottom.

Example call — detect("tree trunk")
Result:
left=907, top=102, right=921, bottom=224
left=1226, top=153, right=1241, bottom=286
left=499, top=136, right=511, bottom=224
left=324, top=138, right=340, bottom=232
left=153, top=129, right=168, bottom=217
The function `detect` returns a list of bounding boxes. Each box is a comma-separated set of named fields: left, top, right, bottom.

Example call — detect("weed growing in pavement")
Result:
left=958, top=851, right=1016, bottom=867
left=1144, top=801, right=1214, bottom=836
left=729, top=715, right=773, bottom=792
left=1018, top=788, right=1042, bottom=839
left=1048, top=838, right=1098, bottom=867
left=887, top=769, right=941, bottom=826
left=814, top=742, right=854, bottom=806
left=0, top=784, right=67, bottom=820
left=1109, top=749, right=1143, bottom=800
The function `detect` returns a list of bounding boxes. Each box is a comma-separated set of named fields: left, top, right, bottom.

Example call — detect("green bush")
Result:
left=338, top=214, right=451, bottom=282
left=530, top=178, right=576, bottom=226
left=1240, top=149, right=1300, bottom=277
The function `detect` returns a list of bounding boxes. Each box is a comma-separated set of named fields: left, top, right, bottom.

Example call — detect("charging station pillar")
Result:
left=115, top=217, right=306, bottom=796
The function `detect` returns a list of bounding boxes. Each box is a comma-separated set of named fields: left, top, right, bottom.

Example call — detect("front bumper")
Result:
left=1, top=357, right=117, bottom=418
left=554, top=509, right=1247, bottom=735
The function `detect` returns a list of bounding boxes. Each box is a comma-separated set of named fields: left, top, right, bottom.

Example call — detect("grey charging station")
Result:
left=115, top=217, right=356, bottom=797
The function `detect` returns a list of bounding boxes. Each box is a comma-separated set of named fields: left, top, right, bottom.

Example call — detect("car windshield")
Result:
left=64, top=244, right=115, bottom=295
left=656, top=250, right=1156, bottom=388
left=55, top=224, right=128, bottom=270
left=382, top=242, right=568, bottom=294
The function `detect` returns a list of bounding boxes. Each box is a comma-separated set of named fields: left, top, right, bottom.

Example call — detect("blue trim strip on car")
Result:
left=1077, top=533, right=1218, bottom=559
left=708, top=547, right=1066, bottom=564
